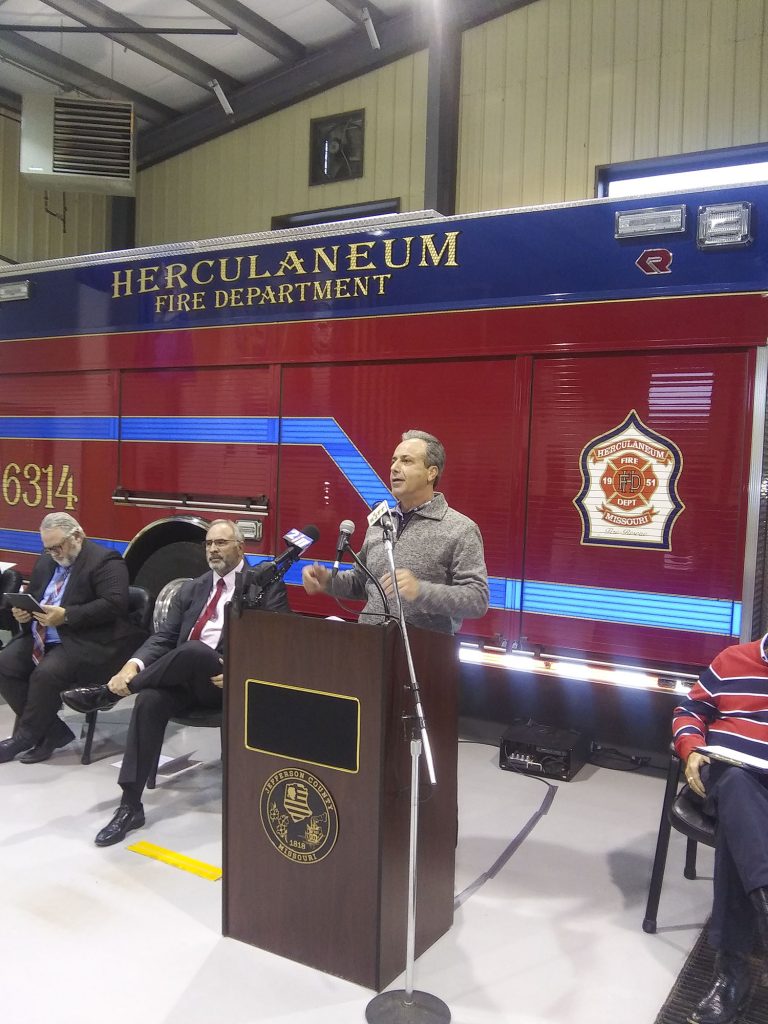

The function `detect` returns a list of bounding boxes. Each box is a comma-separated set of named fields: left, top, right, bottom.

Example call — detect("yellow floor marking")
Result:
left=127, top=840, right=222, bottom=881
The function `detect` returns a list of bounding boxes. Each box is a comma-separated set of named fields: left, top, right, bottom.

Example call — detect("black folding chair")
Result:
left=643, top=747, right=716, bottom=933
left=80, top=586, right=154, bottom=764
left=0, top=567, right=23, bottom=645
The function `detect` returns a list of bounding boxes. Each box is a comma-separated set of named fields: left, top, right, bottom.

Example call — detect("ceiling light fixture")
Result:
left=209, top=78, right=234, bottom=117
left=361, top=7, right=380, bottom=50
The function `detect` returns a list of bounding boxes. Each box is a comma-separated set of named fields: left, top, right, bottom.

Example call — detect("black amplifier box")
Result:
left=499, top=720, right=591, bottom=781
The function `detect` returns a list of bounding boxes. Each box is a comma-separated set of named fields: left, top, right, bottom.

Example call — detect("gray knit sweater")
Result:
left=329, top=492, right=489, bottom=634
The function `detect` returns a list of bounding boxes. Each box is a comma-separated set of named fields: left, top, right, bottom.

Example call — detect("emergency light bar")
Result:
left=0, top=280, right=30, bottom=302
left=697, top=202, right=752, bottom=248
left=614, top=205, right=686, bottom=238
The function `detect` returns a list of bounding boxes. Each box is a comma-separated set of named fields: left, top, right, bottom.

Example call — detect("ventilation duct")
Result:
left=20, top=94, right=135, bottom=196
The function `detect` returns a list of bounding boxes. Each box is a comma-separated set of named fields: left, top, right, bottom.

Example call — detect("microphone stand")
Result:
left=344, top=545, right=392, bottom=621
left=241, top=553, right=298, bottom=610
left=366, top=517, right=449, bottom=1024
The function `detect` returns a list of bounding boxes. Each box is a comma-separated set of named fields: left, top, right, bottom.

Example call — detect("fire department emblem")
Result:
left=573, top=410, right=684, bottom=549
left=260, top=768, right=339, bottom=864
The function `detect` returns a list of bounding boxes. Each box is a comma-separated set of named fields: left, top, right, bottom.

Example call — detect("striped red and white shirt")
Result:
left=673, top=635, right=768, bottom=762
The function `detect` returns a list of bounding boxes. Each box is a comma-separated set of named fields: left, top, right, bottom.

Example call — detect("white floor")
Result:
left=0, top=701, right=713, bottom=1024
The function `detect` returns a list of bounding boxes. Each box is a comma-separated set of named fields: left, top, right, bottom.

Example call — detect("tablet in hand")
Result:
left=1, top=592, right=44, bottom=614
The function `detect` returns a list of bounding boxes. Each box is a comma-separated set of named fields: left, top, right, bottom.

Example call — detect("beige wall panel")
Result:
left=459, top=0, right=768, bottom=213
left=733, top=0, right=765, bottom=143
left=0, top=116, right=21, bottom=261
left=521, top=1, right=550, bottom=205
left=634, top=0, right=662, bottom=158
left=610, top=0, right=639, bottom=163
left=0, top=112, right=108, bottom=264
left=482, top=15, right=510, bottom=209
left=543, top=3, right=571, bottom=202
left=587, top=0, right=615, bottom=179
left=680, top=1, right=712, bottom=152
left=564, top=0, right=594, bottom=199
left=707, top=0, right=737, bottom=148
left=275, top=106, right=302, bottom=214
left=411, top=55, right=430, bottom=210
left=371, top=62, right=397, bottom=198
left=657, top=0, right=687, bottom=154
left=137, top=52, right=427, bottom=247
left=457, top=30, right=487, bottom=212
left=390, top=57, right=418, bottom=207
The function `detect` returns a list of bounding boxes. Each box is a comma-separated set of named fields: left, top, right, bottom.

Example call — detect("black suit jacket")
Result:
left=23, top=539, right=144, bottom=668
left=132, top=565, right=290, bottom=669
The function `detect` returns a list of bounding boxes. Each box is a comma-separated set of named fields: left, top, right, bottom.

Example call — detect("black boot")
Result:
left=688, top=951, right=751, bottom=1024
left=750, top=886, right=768, bottom=951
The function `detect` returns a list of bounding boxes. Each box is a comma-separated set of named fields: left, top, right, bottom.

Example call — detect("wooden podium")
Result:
left=222, top=611, right=458, bottom=991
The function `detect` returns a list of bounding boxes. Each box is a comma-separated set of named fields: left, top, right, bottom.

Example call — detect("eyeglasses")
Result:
left=204, top=538, right=236, bottom=549
left=43, top=535, right=75, bottom=554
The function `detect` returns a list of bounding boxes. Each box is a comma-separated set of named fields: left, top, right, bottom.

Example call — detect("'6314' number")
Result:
left=1, top=463, right=79, bottom=510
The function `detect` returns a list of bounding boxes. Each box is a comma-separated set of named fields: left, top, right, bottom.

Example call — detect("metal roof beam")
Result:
left=0, top=86, right=21, bottom=114
left=186, top=0, right=305, bottom=64
left=323, top=0, right=383, bottom=23
left=139, top=6, right=420, bottom=166
left=0, top=31, right=174, bottom=125
left=138, top=0, right=540, bottom=167
left=40, top=0, right=241, bottom=93
left=454, top=0, right=540, bottom=32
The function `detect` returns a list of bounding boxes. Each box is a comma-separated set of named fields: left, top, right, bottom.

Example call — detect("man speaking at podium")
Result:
left=63, top=519, right=289, bottom=846
left=302, top=430, right=489, bottom=634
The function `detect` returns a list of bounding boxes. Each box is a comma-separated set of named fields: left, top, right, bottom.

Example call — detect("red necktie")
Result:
left=188, top=578, right=225, bottom=643
left=32, top=567, right=70, bottom=665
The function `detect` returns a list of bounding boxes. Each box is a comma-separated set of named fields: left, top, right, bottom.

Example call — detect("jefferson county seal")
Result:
left=260, top=767, right=339, bottom=864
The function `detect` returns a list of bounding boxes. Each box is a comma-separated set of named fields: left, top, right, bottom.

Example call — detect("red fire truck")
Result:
left=0, top=184, right=764, bottom=684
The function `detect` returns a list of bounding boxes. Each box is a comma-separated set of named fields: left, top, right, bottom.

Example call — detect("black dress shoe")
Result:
left=19, top=720, right=75, bottom=764
left=688, top=951, right=751, bottom=1024
left=95, top=804, right=145, bottom=847
left=0, top=731, right=36, bottom=763
left=61, top=685, right=123, bottom=714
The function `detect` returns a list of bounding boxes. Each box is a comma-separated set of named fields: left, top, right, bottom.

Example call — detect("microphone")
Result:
left=332, top=519, right=355, bottom=577
left=369, top=499, right=396, bottom=538
left=368, top=500, right=391, bottom=527
left=273, top=524, right=320, bottom=572
left=243, top=524, right=320, bottom=606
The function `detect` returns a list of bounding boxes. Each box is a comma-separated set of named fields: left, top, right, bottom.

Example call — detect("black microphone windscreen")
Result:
left=301, top=524, right=320, bottom=543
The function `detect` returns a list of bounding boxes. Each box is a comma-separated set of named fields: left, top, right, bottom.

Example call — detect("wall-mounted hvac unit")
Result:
left=20, top=94, right=135, bottom=196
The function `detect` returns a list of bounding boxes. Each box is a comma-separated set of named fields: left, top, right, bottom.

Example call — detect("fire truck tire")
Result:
left=133, top=541, right=208, bottom=600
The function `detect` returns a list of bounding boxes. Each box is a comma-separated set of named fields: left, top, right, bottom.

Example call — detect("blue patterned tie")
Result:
left=32, top=566, right=69, bottom=665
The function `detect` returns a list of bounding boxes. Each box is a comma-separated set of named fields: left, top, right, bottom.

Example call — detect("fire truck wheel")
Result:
left=133, top=541, right=208, bottom=601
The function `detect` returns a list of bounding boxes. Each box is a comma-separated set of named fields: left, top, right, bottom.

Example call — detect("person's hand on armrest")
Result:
left=685, top=750, right=709, bottom=798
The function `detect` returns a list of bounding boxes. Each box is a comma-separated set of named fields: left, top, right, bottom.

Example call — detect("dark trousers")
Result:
left=118, top=641, right=222, bottom=802
left=0, top=635, right=81, bottom=741
left=705, top=762, right=768, bottom=953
